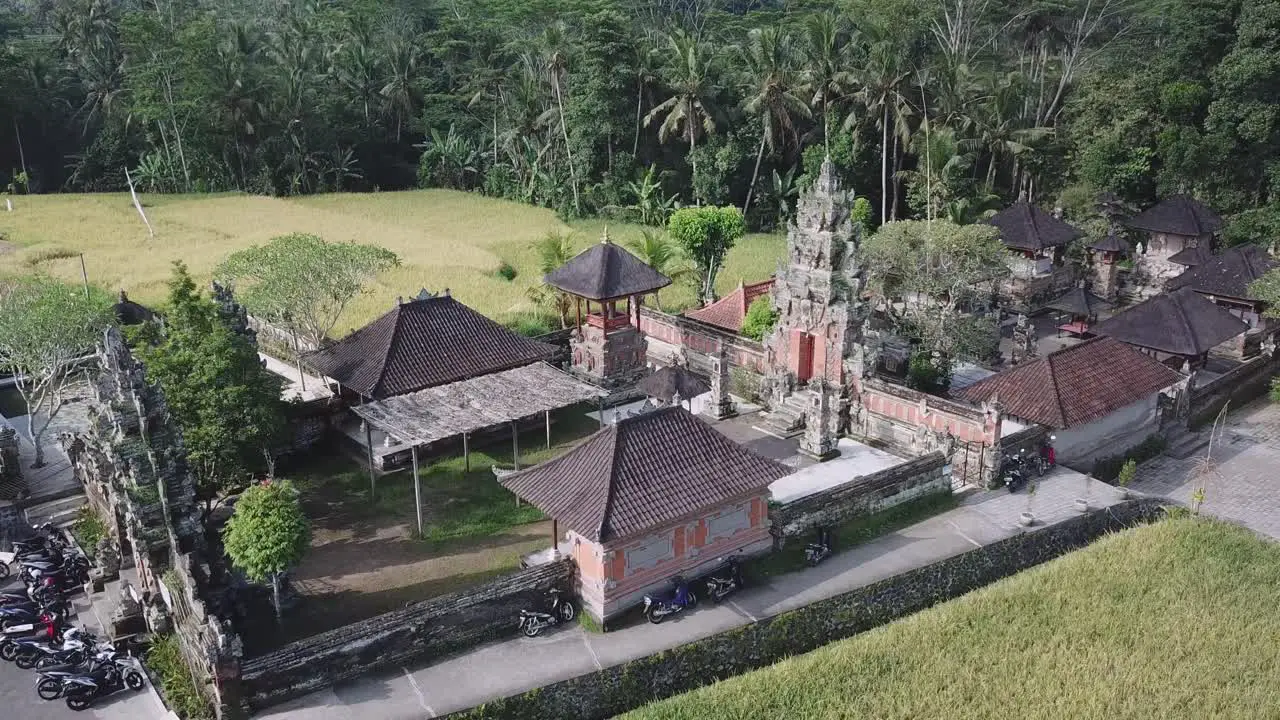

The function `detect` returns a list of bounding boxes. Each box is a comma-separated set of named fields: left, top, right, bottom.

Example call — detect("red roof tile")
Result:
left=685, top=278, right=774, bottom=333
left=957, top=337, right=1183, bottom=428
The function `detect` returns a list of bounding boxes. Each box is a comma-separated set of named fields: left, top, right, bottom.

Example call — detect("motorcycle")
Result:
left=59, top=659, right=146, bottom=712
left=36, top=649, right=137, bottom=701
left=1003, top=453, right=1030, bottom=493
left=20, top=557, right=88, bottom=587
left=0, top=600, right=67, bottom=631
left=10, top=621, right=82, bottom=669
left=805, top=528, right=833, bottom=567
left=0, top=550, right=11, bottom=580
left=32, top=633, right=111, bottom=670
left=1, top=612, right=65, bottom=662
left=703, top=559, right=744, bottom=603
left=643, top=576, right=697, bottom=624
left=518, top=588, right=577, bottom=638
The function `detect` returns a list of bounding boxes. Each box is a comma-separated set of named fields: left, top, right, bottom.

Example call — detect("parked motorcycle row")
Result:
left=2, top=523, right=144, bottom=711
left=1001, top=440, right=1057, bottom=493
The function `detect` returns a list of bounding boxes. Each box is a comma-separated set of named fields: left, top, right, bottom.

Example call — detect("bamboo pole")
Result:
left=411, top=444, right=423, bottom=537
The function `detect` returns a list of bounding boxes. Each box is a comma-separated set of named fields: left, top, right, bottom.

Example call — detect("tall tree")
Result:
left=646, top=30, right=721, bottom=203
left=0, top=278, right=113, bottom=467
left=223, top=478, right=310, bottom=622
left=667, top=205, right=745, bottom=304
left=800, top=11, right=855, bottom=155
left=846, top=20, right=911, bottom=224
left=738, top=27, right=811, bottom=217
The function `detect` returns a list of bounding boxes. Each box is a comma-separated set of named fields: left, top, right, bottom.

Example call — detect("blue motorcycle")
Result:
left=643, top=576, right=698, bottom=624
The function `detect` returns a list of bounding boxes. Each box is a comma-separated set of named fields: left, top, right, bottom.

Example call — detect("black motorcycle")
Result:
left=1003, top=453, right=1030, bottom=493
left=0, top=600, right=67, bottom=631
left=805, top=528, right=833, bottom=566
left=37, top=651, right=139, bottom=701
left=60, top=660, right=145, bottom=712
left=703, top=559, right=744, bottom=603
left=0, top=611, right=64, bottom=661
left=643, top=576, right=698, bottom=624
left=11, top=625, right=89, bottom=670
left=518, top=588, right=576, bottom=638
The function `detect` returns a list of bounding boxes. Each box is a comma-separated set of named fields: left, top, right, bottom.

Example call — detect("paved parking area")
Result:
left=1131, top=399, right=1280, bottom=539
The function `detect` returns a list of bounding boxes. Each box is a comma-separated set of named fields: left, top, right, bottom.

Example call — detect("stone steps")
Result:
left=25, top=492, right=88, bottom=530
left=1164, top=430, right=1210, bottom=460
left=761, top=391, right=812, bottom=437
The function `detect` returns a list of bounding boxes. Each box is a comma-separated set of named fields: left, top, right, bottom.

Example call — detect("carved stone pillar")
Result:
left=706, top=343, right=735, bottom=420
left=799, top=380, right=839, bottom=461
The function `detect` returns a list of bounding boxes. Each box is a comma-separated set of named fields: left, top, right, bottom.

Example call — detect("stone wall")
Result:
left=639, top=308, right=768, bottom=375
left=446, top=499, right=1170, bottom=720
left=770, top=453, right=950, bottom=539
left=0, top=500, right=24, bottom=551
left=239, top=559, right=575, bottom=712
left=0, top=415, right=22, bottom=502
left=1189, top=353, right=1279, bottom=427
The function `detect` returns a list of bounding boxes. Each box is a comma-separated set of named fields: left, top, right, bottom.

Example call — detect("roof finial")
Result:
left=601, top=225, right=612, bottom=244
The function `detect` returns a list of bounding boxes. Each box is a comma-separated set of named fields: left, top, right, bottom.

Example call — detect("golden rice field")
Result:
left=0, top=190, right=784, bottom=336
left=623, top=518, right=1280, bottom=720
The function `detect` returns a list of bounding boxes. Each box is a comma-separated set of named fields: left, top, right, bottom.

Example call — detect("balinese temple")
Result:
left=635, top=364, right=710, bottom=408
left=1166, top=244, right=1279, bottom=356
left=986, top=201, right=1082, bottom=309
left=1045, top=284, right=1112, bottom=337
left=1124, top=194, right=1222, bottom=301
left=1087, top=229, right=1129, bottom=300
left=1095, top=287, right=1248, bottom=369
left=545, top=231, right=671, bottom=387
left=685, top=277, right=775, bottom=333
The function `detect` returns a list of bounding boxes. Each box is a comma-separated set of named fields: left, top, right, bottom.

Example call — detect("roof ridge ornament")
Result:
left=601, top=225, right=612, bottom=244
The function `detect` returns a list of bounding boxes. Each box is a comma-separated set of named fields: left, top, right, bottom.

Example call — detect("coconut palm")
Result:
left=738, top=27, right=811, bottom=216
left=534, top=22, right=581, bottom=214
left=527, top=231, right=578, bottom=327
left=800, top=11, right=855, bottom=154
left=645, top=29, right=721, bottom=204
left=626, top=229, right=690, bottom=309
left=843, top=21, right=911, bottom=224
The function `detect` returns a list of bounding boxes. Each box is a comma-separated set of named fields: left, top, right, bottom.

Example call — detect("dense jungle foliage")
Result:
left=2, top=0, right=1278, bottom=234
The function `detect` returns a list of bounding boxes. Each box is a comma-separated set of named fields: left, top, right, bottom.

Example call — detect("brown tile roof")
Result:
left=1093, top=287, right=1248, bottom=356
left=1126, top=195, right=1222, bottom=237
left=636, top=365, right=710, bottom=403
left=500, top=407, right=790, bottom=542
left=303, top=294, right=556, bottom=399
left=1167, top=244, right=1279, bottom=301
left=1167, top=244, right=1214, bottom=267
left=958, top=337, right=1183, bottom=428
left=545, top=236, right=672, bottom=301
left=685, top=278, right=774, bottom=332
left=987, top=202, right=1082, bottom=252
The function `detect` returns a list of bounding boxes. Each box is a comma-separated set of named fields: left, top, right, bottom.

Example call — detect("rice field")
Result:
left=0, top=190, right=784, bottom=335
left=623, top=518, right=1280, bottom=720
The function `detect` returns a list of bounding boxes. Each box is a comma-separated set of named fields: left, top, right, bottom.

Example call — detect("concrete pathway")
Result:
left=1131, top=398, right=1280, bottom=539
left=259, top=466, right=1119, bottom=720
left=259, top=353, right=331, bottom=403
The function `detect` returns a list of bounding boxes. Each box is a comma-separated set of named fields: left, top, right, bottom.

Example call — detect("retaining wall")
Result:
left=1189, top=354, right=1279, bottom=427
left=240, top=559, right=575, bottom=711
left=770, top=452, right=950, bottom=539
left=446, top=499, right=1169, bottom=720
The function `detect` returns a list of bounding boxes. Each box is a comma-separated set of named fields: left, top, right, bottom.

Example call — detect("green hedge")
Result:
left=146, top=634, right=214, bottom=720
left=1091, top=434, right=1167, bottom=482
left=70, top=506, right=108, bottom=553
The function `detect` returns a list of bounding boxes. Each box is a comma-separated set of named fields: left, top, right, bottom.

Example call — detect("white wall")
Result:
left=1056, top=394, right=1162, bottom=469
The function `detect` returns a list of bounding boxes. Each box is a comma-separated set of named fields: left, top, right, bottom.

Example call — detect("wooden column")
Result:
left=411, top=444, right=423, bottom=536
left=544, top=409, right=552, bottom=450
left=575, top=297, right=582, bottom=331
left=463, top=432, right=470, bottom=472
left=552, top=519, right=559, bottom=554
left=512, top=421, right=520, bottom=471
left=364, top=421, right=376, bottom=501
left=598, top=397, right=606, bottom=427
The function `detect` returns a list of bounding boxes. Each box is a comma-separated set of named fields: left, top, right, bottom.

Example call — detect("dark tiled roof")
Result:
left=545, top=237, right=672, bottom=300
left=1167, top=244, right=1214, bottom=266
left=500, top=407, right=790, bottom=542
left=1126, top=195, right=1222, bottom=236
left=958, top=337, right=1183, bottom=428
left=303, top=295, right=556, bottom=398
left=636, top=365, right=710, bottom=403
left=987, top=202, right=1082, bottom=252
left=113, top=291, right=154, bottom=326
left=1088, top=230, right=1129, bottom=254
left=685, top=278, right=774, bottom=332
left=1094, top=287, right=1248, bottom=356
left=1167, top=244, right=1279, bottom=301
left=1045, top=286, right=1111, bottom=317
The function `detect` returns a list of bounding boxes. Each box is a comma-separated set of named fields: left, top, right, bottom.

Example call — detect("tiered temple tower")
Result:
left=761, top=157, right=868, bottom=456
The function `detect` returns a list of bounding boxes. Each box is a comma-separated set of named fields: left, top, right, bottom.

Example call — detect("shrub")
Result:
left=505, top=313, right=557, bottom=338
left=71, top=506, right=108, bottom=553
left=1116, top=459, right=1138, bottom=488
left=1092, top=435, right=1166, bottom=482
left=740, top=295, right=778, bottom=340
left=146, top=634, right=214, bottom=720
left=495, top=261, right=518, bottom=282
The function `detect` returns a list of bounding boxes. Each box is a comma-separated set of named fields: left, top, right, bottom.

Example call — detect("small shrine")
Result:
left=545, top=230, right=671, bottom=387
left=1045, top=284, right=1112, bottom=338
left=1087, top=229, right=1129, bottom=301
left=1123, top=194, right=1222, bottom=302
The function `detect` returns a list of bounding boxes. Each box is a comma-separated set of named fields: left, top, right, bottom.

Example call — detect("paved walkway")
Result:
left=259, top=466, right=1119, bottom=720
left=1132, top=398, right=1280, bottom=539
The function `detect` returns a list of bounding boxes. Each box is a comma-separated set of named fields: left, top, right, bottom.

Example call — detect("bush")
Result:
left=1116, top=459, right=1138, bottom=488
left=1092, top=434, right=1166, bottom=482
left=907, top=352, right=951, bottom=394
left=740, top=295, right=778, bottom=340
left=146, top=634, right=214, bottom=720
left=494, top=261, right=518, bottom=282
left=70, top=506, right=108, bottom=553
left=505, top=313, right=558, bottom=337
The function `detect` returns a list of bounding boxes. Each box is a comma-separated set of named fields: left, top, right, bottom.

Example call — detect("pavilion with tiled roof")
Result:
left=685, top=278, right=775, bottom=333
left=1166, top=244, right=1280, bottom=344
left=1126, top=195, right=1223, bottom=239
left=988, top=201, right=1083, bottom=253
left=1093, top=287, right=1248, bottom=367
left=500, top=406, right=790, bottom=620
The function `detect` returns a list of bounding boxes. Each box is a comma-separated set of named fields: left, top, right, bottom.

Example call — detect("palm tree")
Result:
left=535, top=22, right=580, bottom=214
left=738, top=27, right=811, bottom=217
left=464, top=34, right=510, bottom=170
left=800, top=11, right=855, bottom=154
left=527, top=231, right=577, bottom=327
left=844, top=21, right=911, bottom=224
left=379, top=33, right=419, bottom=143
left=628, top=34, right=662, bottom=156
left=960, top=71, right=1052, bottom=191
left=646, top=30, right=721, bottom=204
left=626, top=229, right=689, bottom=309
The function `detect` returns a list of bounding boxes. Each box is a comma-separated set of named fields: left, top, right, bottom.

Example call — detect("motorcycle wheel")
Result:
left=707, top=582, right=723, bottom=604
left=37, top=678, right=63, bottom=701
left=0, top=562, right=9, bottom=579
left=522, top=622, right=542, bottom=638
left=15, top=652, right=38, bottom=670
left=645, top=607, right=666, bottom=624
left=66, top=695, right=92, bottom=712
left=0, top=642, right=16, bottom=661
left=36, top=656, right=60, bottom=669
left=125, top=671, right=145, bottom=691
left=557, top=601, right=576, bottom=623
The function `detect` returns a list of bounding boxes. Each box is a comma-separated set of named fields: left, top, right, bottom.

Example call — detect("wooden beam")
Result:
left=411, top=444, right=423, bottom=537
left=463, top=432, right=470, bottom=472
left=512, top=421, right=520, bottom=471
left=364, top=421, right=376, bottom=502
left=544, top=409, right=552, bottom=450
left=552, top=519, right=559, bottom=554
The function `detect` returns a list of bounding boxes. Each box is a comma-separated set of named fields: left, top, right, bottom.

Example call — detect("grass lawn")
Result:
left=624, top=518, right=1280, bottom=720
left=0, top=190, right=784, bottom=335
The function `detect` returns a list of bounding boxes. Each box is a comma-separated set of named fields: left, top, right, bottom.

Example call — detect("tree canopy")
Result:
left=1, top=0, right=1276, bottom=241
left=216, top=233, right=399, bottom=347
left=0, top=277, right=113, bottom=467
left=136, top=263, right=286, bottom=518
left=222, top=478, right=310, bottom=620
left=668, top=205, right=746, bottom=304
